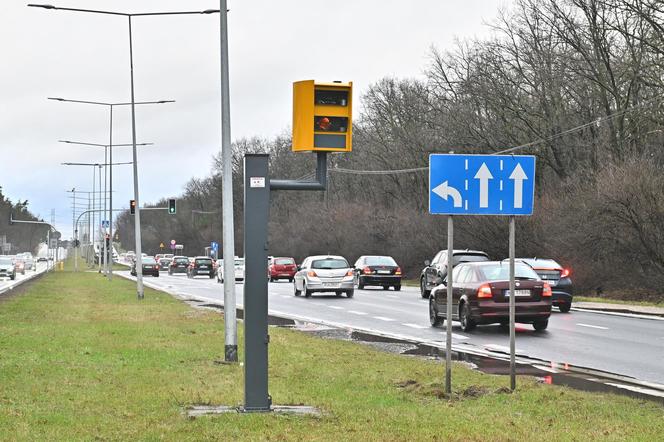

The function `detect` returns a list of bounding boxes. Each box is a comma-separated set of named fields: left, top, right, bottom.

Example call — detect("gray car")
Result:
left=293, top=255, right=354, bottom=298
left=0, top=257, right=17, bottom=280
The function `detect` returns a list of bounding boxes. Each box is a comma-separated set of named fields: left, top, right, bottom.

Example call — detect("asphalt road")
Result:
left=0, top=261, right=50, bottom=294
left=121, top=270, right=664, bottom=386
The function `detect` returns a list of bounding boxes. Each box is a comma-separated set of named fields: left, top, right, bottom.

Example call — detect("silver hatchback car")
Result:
left=293, top=255, right=355, bottom=298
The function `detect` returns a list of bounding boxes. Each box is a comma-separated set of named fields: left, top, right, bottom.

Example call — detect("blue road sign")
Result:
left=429, top=154, right=536, bottom=216
left=211, top=241, right=219, bottom=251
left=101, top=220, right=110, bottom=228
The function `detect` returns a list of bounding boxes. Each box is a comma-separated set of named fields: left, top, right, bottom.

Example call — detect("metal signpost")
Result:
left=429, top=154, right=536, bottom=393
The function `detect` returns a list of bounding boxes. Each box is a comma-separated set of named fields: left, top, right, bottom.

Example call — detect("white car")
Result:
left=293, top=255, right=354, bottom=298
left=217, top=257, right=245, bottom=283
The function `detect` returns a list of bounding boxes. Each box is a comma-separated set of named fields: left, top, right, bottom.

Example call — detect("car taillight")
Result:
left=307, top=270, right=318, bottom=277
left=560, top=268, right=570, bottom=278
left=154, top=265, right=159, bottom=269
left=477, top=283, right=493, bottom=299
left=362, top=266, right=372, bottom=275
left=395, top=267, right=402, bottom=275
left=542, top=283, right=552, bottom=297
left=345, top=270, right=353, bottom=277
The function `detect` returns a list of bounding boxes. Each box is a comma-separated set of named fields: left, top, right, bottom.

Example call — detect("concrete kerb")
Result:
left=186, top=405, right=322, bottom=418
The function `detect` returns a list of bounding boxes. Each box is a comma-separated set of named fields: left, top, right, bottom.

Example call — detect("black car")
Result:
left=187, top=256, right=215, bottom=279
left=130, top=257, right=160, bottom=277
left=517, top=258, right=573, bottom=313
left=169, top=256, right=190, bottom=275
left=158, top=257, right=172, bottom=271
left=420, top=249, right=490, bottom=298
left=353, top=255, right=402, bottom=290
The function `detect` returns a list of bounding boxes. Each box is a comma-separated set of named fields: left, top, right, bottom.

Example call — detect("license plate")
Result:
left=178, top=265, right=185, bottom=267
left=323, top=282, right=339, bottom=288
left=377, top=270, right=391, bottom=274
left=505, top=289, right=530, bottom=297
left=199, top=270, right=209, bottom=273
left=544, top=279, right=558, bottom=286
left=200, top=265, right=208, bottom=268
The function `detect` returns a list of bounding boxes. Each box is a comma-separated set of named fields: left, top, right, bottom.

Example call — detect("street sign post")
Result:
left=429, top=153, right=537, bottom=395
left=159, top=242, right=165, bottom=250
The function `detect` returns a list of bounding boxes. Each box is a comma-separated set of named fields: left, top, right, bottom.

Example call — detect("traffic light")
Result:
left=105, top=234, right=110, bottom=247
left=292, top=80, right=353, bottom=152
left=130, top=200, right=136, bottom=215
left=168, top=198, right=176, bottom=215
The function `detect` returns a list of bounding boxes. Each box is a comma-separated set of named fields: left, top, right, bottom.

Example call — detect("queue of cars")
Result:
left=126, top=247, right=572, bottom=333
left=0, top=253, right=38, bottom=281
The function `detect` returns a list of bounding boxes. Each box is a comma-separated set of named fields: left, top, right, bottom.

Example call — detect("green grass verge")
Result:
left=0, top=269, right=662, bottom=441
left=574, top=296, right=664, bottom=309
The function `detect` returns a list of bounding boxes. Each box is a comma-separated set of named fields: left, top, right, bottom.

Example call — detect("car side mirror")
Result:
left=424, top=260, right=430, bottom=266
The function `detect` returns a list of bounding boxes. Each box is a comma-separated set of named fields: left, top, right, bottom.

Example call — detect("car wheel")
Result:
left=304, top=283, right=312, bottom=298
left=420, top=277, right=430, bottom=299
left=335, top=291, right=343, bottom=297
left=459, top=302, right=476, bottom=332
left=294, top=282, right=301, bottom=296
left=558, top=302, right=571, bottom=313
left=346, top=290, right=354, bottom=298
left=155, top=273, right=159, bottom=278
left=429, top=297, right=442, bottom=327
left=533, top=319, right=549, bottom=331
left=383, top=285, right=389, bottom=290
left=358, top=276, right=365, bottom=290
left=209, top=274, right=214, bottom=279
left=394, top=285, right=401, bottom=291
left=289, top=278, right=294, bottom=283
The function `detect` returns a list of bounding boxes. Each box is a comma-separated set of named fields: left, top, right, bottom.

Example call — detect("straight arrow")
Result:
left=474, top=163, right=493, bottom=208
left=509, top=163, right=528, bottom=209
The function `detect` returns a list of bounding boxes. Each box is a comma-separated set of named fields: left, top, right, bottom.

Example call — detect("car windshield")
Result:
left=453, top=254, right=489, bottom=266
left=312, top=258, right=349, bottom=269
left=478, top=263, right=540, bottom=281
left=519, top=258, right=561, bottom=269
left=159, top=259, right=171, bottom=264
left=364, top=256, right=397, bottom=266
left=197, top=259, right=212, bottom=265
left=0, top=258, right=12, bottom=266
left=142, top=258, right=157, bottom=264
left=274, top=258, right=294, bottom=265
left=175, top=258, right=189, bottom=264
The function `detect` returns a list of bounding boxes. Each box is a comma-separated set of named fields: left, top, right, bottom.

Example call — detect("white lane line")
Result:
left=402, top=323, right=427, bottom=329
left=386, top=295, right=399, bottom=299
left=348, top=310, right=368, bottom=316
left=279, top=295, right=290, bottom=299
left=372, top=316, right=394, bottom=322
left=327, top=305, right=344, bottom=310
left=576, top=323, right=609, bottom=330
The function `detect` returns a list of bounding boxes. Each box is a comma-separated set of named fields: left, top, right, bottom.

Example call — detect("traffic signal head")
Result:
left=168, top=198, right=176, bottom=215
left=292, top=80, right=353, bottom=153
left=130, top=200, right=136, bottom=215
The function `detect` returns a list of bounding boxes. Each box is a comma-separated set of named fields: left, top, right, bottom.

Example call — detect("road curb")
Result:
left=572, top=306, right=664, bottom=320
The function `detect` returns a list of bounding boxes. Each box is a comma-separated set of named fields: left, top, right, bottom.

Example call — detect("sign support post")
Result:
left=509, top=215, right=516, bottom=391
left=445, top=215, right=454, bottom=396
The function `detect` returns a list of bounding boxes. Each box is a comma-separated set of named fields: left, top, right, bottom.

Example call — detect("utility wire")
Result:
left=329, top=96, right=662, bottom=175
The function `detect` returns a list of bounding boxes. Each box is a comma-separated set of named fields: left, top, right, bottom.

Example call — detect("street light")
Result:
left=57, top=132, right=158, bottom=279
left=62, top=161, right=132, bottom=267
left=31, top=4, right=220, bottom=299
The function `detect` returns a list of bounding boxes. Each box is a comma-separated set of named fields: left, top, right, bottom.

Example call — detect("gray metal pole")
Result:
left=74, top=228, right=78, bottom=272
left=128, top=15, right=144, bottom=299
left=220, top=0, right=237, bottom=362
left=102, top=146, right=108, bottom=276
left=98, top=164, right=103, bottom=273
left=108, top=106, right=114, bottom=281
left=243, top=153, right=271, bottom=411
left=509, top=215, right=516, bottom=391
left=445, top=215, right=454, bottom=396
left=46, top=230, right=50, bottom=272
left=91, top=166, right=96, bottom=267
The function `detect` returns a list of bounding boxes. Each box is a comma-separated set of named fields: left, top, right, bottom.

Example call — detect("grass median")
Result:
left=0, top=269, right=662, bottom=441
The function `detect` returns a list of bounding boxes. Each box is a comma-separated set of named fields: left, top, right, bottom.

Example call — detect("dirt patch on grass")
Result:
left=395, top=379, right=512, bottom=401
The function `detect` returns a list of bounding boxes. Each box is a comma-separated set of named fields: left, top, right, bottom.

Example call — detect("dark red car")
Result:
left=429, top=261, right=552, bottom=332
left=268, top=257, right=297, bottom=282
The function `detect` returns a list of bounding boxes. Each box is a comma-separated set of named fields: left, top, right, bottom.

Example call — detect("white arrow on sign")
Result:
left=509, top=163, right=528, bottom=208
left=474, top=163, right=493, bottom=208
left=432, top=181, right=463, bottom=208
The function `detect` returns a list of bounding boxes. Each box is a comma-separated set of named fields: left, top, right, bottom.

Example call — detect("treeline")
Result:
left=117, top=0, right=664, bottom=297
left=0, top=187, right=49, bottom=254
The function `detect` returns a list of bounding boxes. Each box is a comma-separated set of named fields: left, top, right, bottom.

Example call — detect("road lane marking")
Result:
left=348, top=310, right=368, bottom=315
left=386, top=295, right=399, bottom=299
left=402, top=323, right=426, bottom=329
left=372, top=316, right=394, bottom=322
left=576, top=323, right=609, bottom=330
left=326, top=305, right=344, bottom=310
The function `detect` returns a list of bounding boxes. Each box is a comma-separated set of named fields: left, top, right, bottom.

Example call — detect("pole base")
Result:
left=186, top=405, right=321, bottom=418
left=225, top=344, right=238, bottom=362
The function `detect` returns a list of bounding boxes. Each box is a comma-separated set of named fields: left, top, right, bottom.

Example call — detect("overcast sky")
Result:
left=0, top=0, right=507, bottom=239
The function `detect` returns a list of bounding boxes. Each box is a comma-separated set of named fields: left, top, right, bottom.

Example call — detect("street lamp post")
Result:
left=31, top=4, right=219, bottom=299
left=58, top=137, right=157, bottom=279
